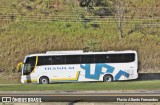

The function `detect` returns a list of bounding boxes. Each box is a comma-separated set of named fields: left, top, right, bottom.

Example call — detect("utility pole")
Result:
left=118, top=0, right=124, bottom=39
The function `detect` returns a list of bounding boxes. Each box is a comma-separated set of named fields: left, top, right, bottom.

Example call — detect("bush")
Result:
left=94, top=8, right=113, bottom=16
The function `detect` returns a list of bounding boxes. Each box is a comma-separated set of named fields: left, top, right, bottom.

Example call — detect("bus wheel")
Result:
left=103, top=74, right=113, bottom=82
left=39, top=76, right=49, bottom=84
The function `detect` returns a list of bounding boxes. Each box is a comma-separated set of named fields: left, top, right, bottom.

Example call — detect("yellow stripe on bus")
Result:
left=52, top=71, right=80, bottom=81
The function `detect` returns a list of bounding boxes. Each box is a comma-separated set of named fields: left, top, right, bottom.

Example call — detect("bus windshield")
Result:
left=23, top=57, right=36, bottom=75
left=23, top=64, right=31, bottom=75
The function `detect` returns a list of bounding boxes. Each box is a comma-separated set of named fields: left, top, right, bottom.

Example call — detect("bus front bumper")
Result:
left=21, top=76, right=25, bottom=83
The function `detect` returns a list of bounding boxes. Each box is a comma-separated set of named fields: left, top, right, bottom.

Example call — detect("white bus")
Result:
left=21, top=50, right=138, bottom=84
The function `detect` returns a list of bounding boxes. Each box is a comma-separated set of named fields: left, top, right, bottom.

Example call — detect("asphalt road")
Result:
left=0, top=91, right=160, bottom=102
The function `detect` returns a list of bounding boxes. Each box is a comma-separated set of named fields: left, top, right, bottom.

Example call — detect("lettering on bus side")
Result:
left=80, top=63, right=130, bottom=80
left=45, top=66, right=74, bottom=70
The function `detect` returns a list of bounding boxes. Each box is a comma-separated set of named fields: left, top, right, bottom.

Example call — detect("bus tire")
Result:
left=39, top=76, right=49, bottom=84
left=103, top=74, right=114, bottom=82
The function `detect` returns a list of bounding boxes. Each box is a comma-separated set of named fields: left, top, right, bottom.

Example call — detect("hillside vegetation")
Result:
left=0, top=0, right=160, bottom=80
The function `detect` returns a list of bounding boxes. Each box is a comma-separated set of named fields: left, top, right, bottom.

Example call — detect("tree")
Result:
left=116, top=0, right=124, bottom=39
left=79, top=0, right=93, bottom=7
left=79, top=0, right=114, bottom=16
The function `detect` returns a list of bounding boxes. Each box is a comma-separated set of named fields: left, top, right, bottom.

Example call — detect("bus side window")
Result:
left=108, top=53, right=135, bottom=63
left=66, top=55, right=81, bottom=64
left=52, top=56, right=66, bottom=65
left=81, top=55, right=95, bottom=64
left=95, top=54, right=109, bottom=63
left=123, top=53, right=135, bottom=62
left=108, top=54, right=124, bottom=63
left=37, top=56, right=52, bottom=66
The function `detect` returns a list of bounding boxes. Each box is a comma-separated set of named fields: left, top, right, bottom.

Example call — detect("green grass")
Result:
left=0, top=81, right=160, bottom=91
left=0, top=21, right=160, bottom=74
left=0, top=0, right=160, bottom=83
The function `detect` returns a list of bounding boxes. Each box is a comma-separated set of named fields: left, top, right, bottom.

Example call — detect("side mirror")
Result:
left=16, top=62, right=24, bottom=71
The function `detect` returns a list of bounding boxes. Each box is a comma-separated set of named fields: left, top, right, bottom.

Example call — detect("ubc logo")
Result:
left=80, top=63, right=130, bottom=80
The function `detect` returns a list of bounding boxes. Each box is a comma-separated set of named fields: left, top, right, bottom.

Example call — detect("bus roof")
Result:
left=25, top=50, right=137, bottom=57
left=46, top=50, right=83, bottom=54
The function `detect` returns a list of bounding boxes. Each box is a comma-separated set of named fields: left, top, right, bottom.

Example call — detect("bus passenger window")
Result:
left=52, top=56, right=65, bottom=65
left=37, top=56, right=52, bottom=66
